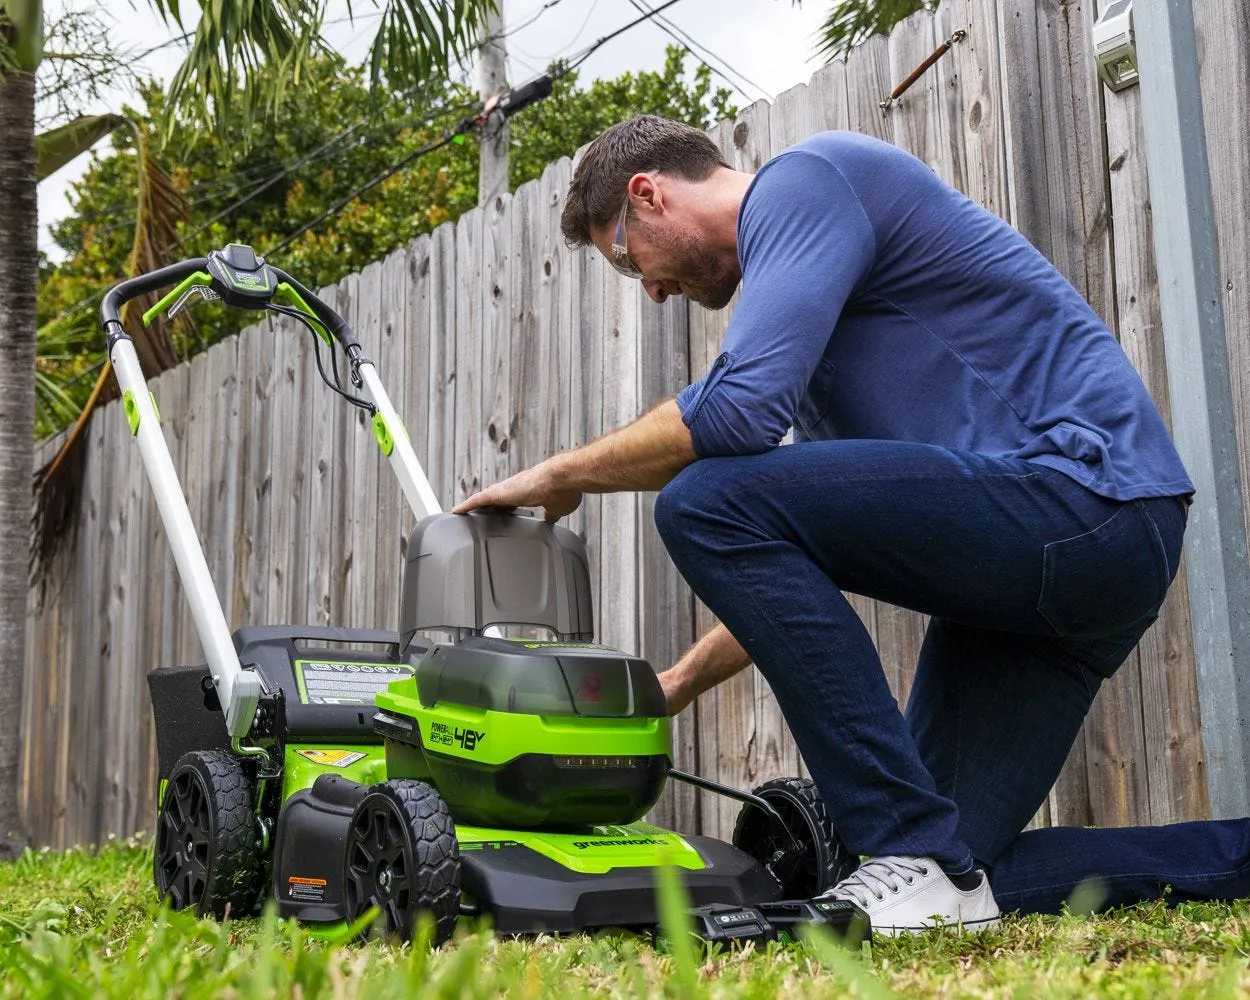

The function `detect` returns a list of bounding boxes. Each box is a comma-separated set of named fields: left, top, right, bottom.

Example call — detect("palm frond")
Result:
left=35, top=113, right=128, bottom=182
left=151, top=0, right=326, bottom=142
left=367, top=0, right=494, bottom=92
left=815, top=0, right=929, bottom=62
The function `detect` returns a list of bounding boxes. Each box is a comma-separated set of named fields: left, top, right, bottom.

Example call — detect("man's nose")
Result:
left=643, top=278, right=670, bottom=304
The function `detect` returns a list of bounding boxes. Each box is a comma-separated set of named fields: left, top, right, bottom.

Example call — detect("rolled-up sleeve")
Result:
left=677, top=150, right=876, bottom=456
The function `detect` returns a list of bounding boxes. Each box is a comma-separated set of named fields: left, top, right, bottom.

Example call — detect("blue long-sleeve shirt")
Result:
left=674, top=131, right=1193, bottom=502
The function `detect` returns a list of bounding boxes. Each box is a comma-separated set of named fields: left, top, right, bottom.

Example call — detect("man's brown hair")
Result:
left=560, top=115, right=729, bottom=248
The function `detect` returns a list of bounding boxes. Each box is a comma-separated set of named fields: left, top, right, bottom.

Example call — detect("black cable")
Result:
left=624, top=0, right=772, bottom=102
left=559, top=0, right=689, bottom=75
left=494, top=0, right=572, bottom=41
left=264, top=126, right=467, bottom=256
left=267, top=304, right=374, bottom=412
left=81, top=95, right=473, bottom=232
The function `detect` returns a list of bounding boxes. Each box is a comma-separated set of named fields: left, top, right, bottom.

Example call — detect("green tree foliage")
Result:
left=35, top=48, right=733, bottom=438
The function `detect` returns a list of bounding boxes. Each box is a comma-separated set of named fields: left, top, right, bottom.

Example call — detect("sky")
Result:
left=36, top=0, right=833, bottom=260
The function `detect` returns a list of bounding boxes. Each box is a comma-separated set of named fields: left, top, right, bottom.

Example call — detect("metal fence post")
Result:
left=1135, top=0, right=1250, bottom=817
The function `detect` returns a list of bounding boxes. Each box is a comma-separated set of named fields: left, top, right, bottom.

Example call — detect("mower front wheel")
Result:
left=732, top=776, right=858, bottom=898
left=154, top=749, right=262, bottom=918
left=343, top=779, right=461, bottom=945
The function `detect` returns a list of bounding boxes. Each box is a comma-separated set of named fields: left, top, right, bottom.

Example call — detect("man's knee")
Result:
left=654, top=463, right=710, bottom=550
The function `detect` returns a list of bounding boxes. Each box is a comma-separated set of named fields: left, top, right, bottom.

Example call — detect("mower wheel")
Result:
left=154, top=750, right=261, bottom=918
left=731, top=776, right=858, bottom=898
left=343, top=779, right=461, bottom=946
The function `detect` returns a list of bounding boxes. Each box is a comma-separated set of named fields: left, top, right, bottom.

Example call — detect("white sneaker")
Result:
left=822, top=856, right=1000, bottom=936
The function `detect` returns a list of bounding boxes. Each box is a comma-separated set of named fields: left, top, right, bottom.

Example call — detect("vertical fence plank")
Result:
left=482, top=192, right=514, bottom=495
left=509, top=177, right=541, bottom=478
left=945, top=0, right=1012, bottom=220
left=425, top=223, right=458, bottom=509
left=596, top=274, right=641, bottom=655
left=372, top=251, right=409, bottom=630
left=305, top=287, right=340, bottom=626
left=345, top=262, right=384, bottom=629
left=326, top=273, right=358, bottom=623
left=245, top=317, right=278, bottom=637
left=1194, top=2, right=1250, bottom=585
left=638, top=294, right=698, bottom=832
left=454, top=208, right=485, bottom=508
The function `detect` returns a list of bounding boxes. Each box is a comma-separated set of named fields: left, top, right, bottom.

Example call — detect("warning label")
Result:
left=293, top=748, right=368, bottom=768
left=288, top=876, right=327, bottom=903
left=294, top=660, right=412, bottom=704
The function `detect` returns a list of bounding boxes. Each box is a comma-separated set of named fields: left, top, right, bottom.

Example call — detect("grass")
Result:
left=4, top=838, right=1250, bottom=998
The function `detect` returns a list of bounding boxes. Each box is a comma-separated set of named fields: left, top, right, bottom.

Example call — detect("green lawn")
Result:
left=3, top=839, right=1249, bottom=999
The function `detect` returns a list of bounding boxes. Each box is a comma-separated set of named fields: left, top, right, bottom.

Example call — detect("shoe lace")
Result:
left=829, top=857, right=931, bottom=907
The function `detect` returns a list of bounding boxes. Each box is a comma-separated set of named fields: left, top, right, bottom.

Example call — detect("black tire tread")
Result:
left=154, top=749, right=260, bottom=918
left=732, top=775, right=857, bottom=896
left=346, top=778, right=460, bottom=945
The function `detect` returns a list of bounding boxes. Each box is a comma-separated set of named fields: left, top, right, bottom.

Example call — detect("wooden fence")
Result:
left=21, top=0, right=1249, bottom=848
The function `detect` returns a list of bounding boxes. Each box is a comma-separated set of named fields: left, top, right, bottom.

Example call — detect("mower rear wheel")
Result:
left=732, top=776, right=857, bottom=898
left=154, top=750, right=261, bottom=917
left=343, top=779, right=460, bottom=945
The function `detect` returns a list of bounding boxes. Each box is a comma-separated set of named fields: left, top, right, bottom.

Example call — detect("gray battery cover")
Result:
left=400, top=510, right=594, bottom=648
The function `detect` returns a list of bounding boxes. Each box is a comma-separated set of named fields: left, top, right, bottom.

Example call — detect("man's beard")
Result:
left=637, top=218, right=739, bottom=310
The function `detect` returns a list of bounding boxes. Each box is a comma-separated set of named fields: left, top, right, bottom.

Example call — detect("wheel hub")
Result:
left=377, top=865, right=392, bottom=891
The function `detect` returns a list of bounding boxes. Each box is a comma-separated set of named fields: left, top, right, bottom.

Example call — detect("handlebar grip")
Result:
left=268, top=267, right=354, bottom=347
left=100, top=257, right=210, bottom=345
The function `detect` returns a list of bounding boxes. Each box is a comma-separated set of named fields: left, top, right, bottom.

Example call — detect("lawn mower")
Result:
left=102, top=243, right=869, bottom=946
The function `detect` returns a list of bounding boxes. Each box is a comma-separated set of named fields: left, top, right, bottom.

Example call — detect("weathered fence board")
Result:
left=22, top=0, right=1234, bottom=851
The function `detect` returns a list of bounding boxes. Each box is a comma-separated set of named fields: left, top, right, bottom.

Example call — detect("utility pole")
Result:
left=477, top=3, right=508, bottom=206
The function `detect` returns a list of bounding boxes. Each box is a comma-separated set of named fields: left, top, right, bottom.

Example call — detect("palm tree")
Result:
left=0, top=0, right=493, bottom=858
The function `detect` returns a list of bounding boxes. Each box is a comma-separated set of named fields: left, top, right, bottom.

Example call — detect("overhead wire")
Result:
left=560, top=0, right=689, bottom=73
left=494, top=0, right=573, bottom=41
left=624, top=0, right=772, bottom=102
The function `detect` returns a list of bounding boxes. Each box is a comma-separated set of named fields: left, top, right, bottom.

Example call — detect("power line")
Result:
left=511, top=0, right=601, bottom=63
left=561, top=0, right=690, bottom=73
left=495, top=0, right=573, bottom=41
left=265, top=129, right=465, bottom=257
left=625, top=0, right=771, bottom=103
left=90, top=94, right=478, bottom=238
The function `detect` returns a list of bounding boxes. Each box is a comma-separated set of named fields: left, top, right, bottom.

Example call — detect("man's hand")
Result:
left=452, top=400, right=697, bottom=521
left=453, top=457, right=582, bottom=522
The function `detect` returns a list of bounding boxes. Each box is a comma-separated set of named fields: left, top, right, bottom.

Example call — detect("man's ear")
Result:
left=629, top=172, right=663, bottom=214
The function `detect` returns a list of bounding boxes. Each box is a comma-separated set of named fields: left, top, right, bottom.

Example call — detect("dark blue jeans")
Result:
left=654, top=440, right=1250, bottom=914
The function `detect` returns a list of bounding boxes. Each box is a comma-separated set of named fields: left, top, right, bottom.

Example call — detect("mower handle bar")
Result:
left=100, top=250, right=443, bottom=738
left=99, top=257, right=351, bottom=347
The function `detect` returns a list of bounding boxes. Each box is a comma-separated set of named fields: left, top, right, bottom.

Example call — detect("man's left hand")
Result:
left=452, top=458, right=583, bottom=521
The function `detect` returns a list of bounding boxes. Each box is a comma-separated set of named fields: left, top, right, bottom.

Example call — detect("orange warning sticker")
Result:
left=287, top=875, right=327, bottom=903
left=293, top=748, right=368, bottom=767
